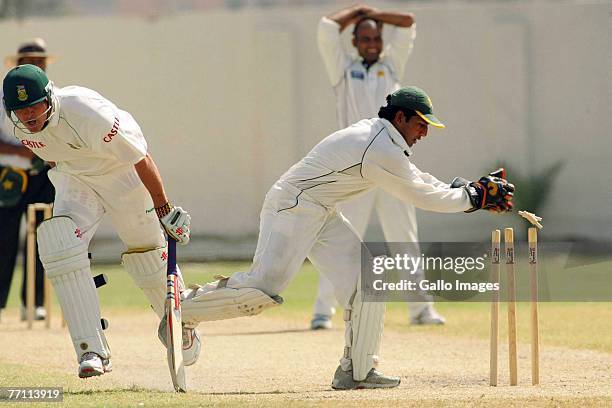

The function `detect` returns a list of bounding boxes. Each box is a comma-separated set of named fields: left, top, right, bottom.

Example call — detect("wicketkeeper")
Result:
left=174, top=86, right=514, bottom=389
left=2, top=65, right=200, bottom=378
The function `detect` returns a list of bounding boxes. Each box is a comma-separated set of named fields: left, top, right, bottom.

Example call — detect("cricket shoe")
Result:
left=310, top=314, right=332, bottom=330
left=331, top=365, right=400, bottom=390
left=78, top=352, right=112, bottom=378
left=410, top=305, right=446, bottom=325
left=158, top=314, right=202, bottom=366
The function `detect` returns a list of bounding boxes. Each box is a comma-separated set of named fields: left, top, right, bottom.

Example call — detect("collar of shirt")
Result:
left=380, top=118, right=413, bottom=157
left=361, top=59, right=378, bottom=71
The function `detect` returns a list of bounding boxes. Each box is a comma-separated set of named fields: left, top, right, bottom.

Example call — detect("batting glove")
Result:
left=157, top=203, right=191, bottom=245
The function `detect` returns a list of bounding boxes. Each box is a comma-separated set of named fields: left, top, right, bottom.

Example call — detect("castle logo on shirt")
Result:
left=103, top=117, right=120, bottom=143
left=17, top=85, right=28, bottom=102
left=21, top=139, right=46, bottom=149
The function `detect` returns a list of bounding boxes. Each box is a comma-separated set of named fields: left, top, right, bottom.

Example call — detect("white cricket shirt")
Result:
left=279, top=118, right=471, bottom=213
left=318, top=16, right=416, bottom=128
left=11, top=86, right=147, bottom=176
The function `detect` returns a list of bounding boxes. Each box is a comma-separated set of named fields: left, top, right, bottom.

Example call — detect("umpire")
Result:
left=0, top=39, right=55, bottom=321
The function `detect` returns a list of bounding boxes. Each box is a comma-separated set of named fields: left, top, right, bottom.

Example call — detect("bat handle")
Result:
left=167, top=237, right=177, bottom=274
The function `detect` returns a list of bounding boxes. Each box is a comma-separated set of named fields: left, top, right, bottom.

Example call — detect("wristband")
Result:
left=155, top=202, right=172, bottom=219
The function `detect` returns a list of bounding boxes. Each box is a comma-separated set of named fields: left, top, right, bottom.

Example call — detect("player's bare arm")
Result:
left=134, top=153, right=191, bottom=244
left=0, top=140, right=34, bottom=158
left=134, top=153, right=169, bottom=208
left=327, top=4, right=378, bottom=31
left=365, top=10, right=414, bottom=27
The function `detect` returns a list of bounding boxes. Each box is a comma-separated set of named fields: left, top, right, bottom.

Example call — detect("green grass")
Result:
left=7, top=260, right=610, bottom=353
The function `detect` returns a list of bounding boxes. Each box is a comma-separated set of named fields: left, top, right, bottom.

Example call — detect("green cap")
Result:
left=3, top=64, right=50, bottom=112
left=387, top=86, right=445, bottom=128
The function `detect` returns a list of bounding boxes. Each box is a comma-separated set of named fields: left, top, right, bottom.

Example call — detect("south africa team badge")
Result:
left=17, top=85, right=28, bottom=102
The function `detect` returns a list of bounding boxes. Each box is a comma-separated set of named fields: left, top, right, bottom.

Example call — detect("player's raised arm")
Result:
left=364, top=9, right=414, bottom=28
left=327, top=4, right=378, bottom=32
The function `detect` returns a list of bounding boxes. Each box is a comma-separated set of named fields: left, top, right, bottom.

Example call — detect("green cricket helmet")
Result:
left=3, top=64, right=55, bottom=132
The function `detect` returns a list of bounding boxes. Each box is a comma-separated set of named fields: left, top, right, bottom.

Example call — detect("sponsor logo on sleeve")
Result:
left=103, top=117, right=120, bottom=143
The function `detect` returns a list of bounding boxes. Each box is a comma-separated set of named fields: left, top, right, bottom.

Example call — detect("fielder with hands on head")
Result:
left=314, top=4, right=445, bottom=329
left=2, top=64, right=199, bottom=379
left=174, top=86, right=514, bottom=389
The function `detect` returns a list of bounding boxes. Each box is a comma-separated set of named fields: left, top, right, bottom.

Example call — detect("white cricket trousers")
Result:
left=48, top=167, right=165, bottom=249
left=227, top=180, right=363, bottom=308
left=314, top=188, right=433, bottom=318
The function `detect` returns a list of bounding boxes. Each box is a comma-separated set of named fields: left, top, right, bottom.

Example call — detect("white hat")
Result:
left=4, top=38, right=57, bottom=68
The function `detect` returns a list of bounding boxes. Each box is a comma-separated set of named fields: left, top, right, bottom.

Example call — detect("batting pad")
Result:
left=181, top=285, right=283, bottom=326
left=342, top=276, right=386, bottom=381
left=37, top=216, right=111, bottom=360
left=122, top=246, right=184, bottom=319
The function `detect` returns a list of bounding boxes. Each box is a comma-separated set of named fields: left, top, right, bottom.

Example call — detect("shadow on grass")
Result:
left=203, top=327, right=317, bottom=337
left=65, top=385, right=155, bottom=396
left=66, top=385, right=317, bottom=396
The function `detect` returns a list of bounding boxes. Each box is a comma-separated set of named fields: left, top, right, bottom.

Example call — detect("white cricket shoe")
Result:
left=410, top=305, right=446, bottom=325
left=158, top=315, right=202, bottom=366
left=310, top=314, right=332, bottom=330
left=78, top=352, right=112, bottom=378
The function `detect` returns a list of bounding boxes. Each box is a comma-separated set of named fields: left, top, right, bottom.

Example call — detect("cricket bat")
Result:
left=165, top=237, right=187, bottom=392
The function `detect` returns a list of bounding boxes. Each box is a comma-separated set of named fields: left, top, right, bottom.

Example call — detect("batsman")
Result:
left=175, top=86, right=514, bottom=389
left=1, top=65, right=200, bottom=378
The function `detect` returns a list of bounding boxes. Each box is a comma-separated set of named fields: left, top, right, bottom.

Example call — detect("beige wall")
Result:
left=2, top=1, right=610, bottom=242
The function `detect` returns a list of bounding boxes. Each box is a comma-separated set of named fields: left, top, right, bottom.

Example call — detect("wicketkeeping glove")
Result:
left=464, top=168, right=515, bottom=213
left=157, top=203, right=191, bottom=245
